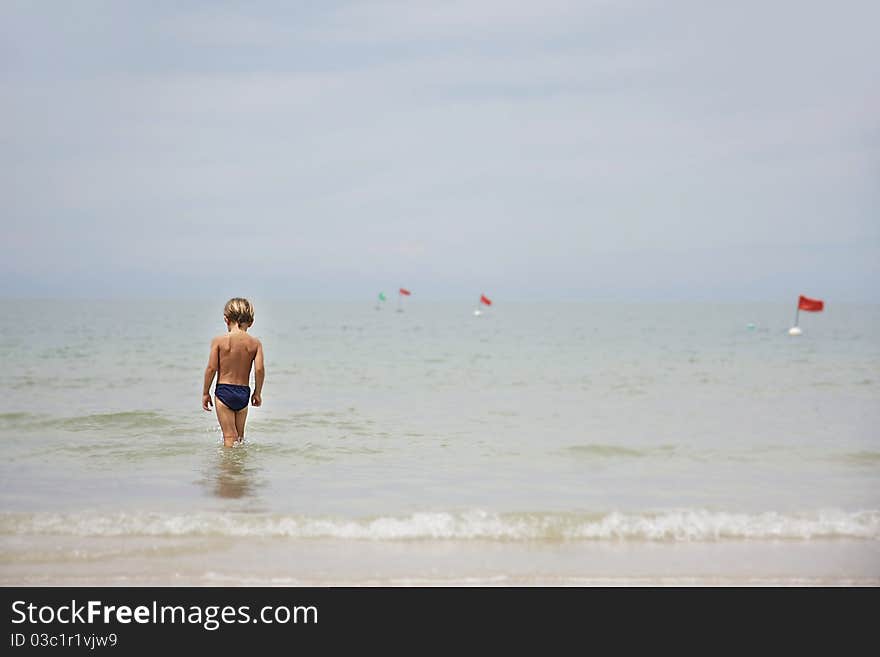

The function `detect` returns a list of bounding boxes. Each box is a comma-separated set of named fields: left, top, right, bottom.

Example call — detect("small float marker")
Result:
left=397, top=287, right=411, bottom=313
left=474, top=293, right=492, bottom=316
left=789, top=294, right=824, bottom=335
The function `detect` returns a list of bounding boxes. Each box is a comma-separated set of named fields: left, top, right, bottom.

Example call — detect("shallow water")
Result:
left=1, top=300, right=878, bottom=583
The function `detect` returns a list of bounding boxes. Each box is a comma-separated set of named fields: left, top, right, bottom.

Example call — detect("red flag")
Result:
left=399, top=288, right=411, bottom=296
left=798, top=295, right=824, bottom=312
left=480, top=294, right=492, bottom=306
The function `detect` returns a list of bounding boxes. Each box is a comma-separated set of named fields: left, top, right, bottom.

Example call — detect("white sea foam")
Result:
left=2, top=509, right=878, bottom=542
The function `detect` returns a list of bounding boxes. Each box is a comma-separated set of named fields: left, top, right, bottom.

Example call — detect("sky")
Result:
left=1, top=0, right=878, bottom=301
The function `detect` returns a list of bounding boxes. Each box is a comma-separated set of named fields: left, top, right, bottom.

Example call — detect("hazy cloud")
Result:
left=1, top=0, right=877, bottom=300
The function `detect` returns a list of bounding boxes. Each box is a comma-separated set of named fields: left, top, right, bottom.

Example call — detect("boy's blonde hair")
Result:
left=224, top=297, right=254, bottom=326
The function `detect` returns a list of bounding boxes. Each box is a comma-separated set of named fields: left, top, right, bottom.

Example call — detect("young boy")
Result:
left=202, top=297, right=265, bottom=447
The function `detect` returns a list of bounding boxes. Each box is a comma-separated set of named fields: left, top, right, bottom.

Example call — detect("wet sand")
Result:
left=3, top=536, right=878, bottom=586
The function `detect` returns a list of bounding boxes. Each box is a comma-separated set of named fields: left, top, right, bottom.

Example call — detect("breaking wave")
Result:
left=2, top=508, right=877, bottom=542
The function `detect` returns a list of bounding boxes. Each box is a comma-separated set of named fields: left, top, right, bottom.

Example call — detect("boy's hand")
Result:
left=202, top=394, right=213, bottom=411
left=251, top=392, right=262, bottom=407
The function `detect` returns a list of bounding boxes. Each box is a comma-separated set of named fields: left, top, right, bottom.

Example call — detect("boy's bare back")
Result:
left=210, top=331, right=262, bottom=387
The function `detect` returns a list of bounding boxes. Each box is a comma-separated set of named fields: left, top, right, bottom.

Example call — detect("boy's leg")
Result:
left=215, top=399, right=239, bottom=448
left=234, top=407, right=249, bottom=442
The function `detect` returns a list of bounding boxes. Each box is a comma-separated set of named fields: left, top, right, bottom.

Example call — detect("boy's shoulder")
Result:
left=213, top=333, right=262, bottom=346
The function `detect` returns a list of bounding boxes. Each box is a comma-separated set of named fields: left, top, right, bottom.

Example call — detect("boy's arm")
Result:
left=202, top=338, right=220, bottom=411
left=252, top=339, right=265, bottom=406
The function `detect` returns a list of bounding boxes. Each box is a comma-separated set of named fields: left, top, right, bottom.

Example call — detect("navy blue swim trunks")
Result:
left=214, top=383, right=250, bottom=411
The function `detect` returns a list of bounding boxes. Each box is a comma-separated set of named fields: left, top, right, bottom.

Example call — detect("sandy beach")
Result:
left=4, top=534, right=879, bottom=586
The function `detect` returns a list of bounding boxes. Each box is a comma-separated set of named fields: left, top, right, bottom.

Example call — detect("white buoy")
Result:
left=473, top=309, right=482, bottom=316
left=788, top=326, right=802, bottom=336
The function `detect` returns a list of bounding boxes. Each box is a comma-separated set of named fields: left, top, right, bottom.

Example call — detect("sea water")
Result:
left=1, top=300, right=878, bottom=584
